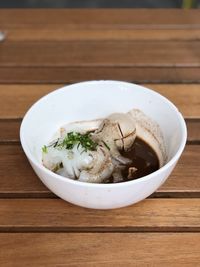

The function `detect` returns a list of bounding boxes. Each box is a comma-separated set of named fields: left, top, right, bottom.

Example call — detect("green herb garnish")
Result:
left=42, top=145, right=48, bottom=153
left=56, top=132, right=98, bottom=152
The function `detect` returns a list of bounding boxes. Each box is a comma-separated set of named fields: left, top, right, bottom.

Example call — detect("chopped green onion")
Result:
left=55, top=132, right=98, bottom=152
left=42, top=145, right=48, bottom=153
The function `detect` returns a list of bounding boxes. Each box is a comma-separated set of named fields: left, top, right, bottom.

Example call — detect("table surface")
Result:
left=0, top=9, right=200, bottom=266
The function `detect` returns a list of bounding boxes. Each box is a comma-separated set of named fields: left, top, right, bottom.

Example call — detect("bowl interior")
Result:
left=20, top=81, right=186, bottom=169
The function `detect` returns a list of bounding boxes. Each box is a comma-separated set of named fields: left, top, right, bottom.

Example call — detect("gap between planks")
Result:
left=0, top=227, right=200, bottom=234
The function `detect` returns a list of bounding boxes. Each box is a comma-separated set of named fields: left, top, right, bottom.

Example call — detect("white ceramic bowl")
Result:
left=20, top=81, right=187, bottom=209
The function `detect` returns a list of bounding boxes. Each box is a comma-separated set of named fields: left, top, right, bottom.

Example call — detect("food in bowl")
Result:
left=20, top=81, right=187, bottom=209
left=42, top=108, right=167, bottom=183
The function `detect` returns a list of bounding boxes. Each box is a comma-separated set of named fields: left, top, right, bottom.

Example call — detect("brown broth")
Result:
left=110, top=137, right=159, bottom=183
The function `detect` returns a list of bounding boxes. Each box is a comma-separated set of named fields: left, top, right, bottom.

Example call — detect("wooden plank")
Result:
left=0, top=119, right=20, bottom=142
left=3, top=28, right=200, bottom=41
left=1, top=66, right=200, bottom=83
left=0, top=144, right=48, bottom=195
left=0, top=84, right=56, bottom=118
left=0, top=119, right=199, bottom=143
left=1, top=41, right=200, bottom=67
left=186, top=119, right=200, bottom=143
left=0, top=233, right=200, bottom=266
left=0, top=9, right=200, bottom=26
left=1, top=10, right=199, bottom=83
left=1, top=10, right=200, bottom=42
left=147, top=84, right=200, bottom=118
left=0, top=84, right=199, bottom=118
left=0, top=199, right=200, bottom=231
left=159, top=145, right=200, bottom=194
left=0, top=144, right=199, bottom=197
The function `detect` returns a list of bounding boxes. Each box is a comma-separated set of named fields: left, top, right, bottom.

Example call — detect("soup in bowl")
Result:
left=20, top=81, right=187, bottom=209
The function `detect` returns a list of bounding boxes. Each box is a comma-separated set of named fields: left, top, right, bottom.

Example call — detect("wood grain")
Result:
left=3, top=29, right=200, bottom=41
left=1, top=41, right=200, bottom=67
left=0, top=84, right=56, bottom=118
left=1, top=9, right=200, bottom=26
left=0, top=198, right=200, bottom=231
left=0, top=119, right=199, bottom=142
left=3, top=28, right=200, bottom=41
left=147, top=84, right=200, bottom=118
left=0, top=144, right=199, bottom=196
left=0, top=119, right=20, bottom=141
left=2, top=10, right=200, bottom=42
left=1, top=66, right=200, bottom=83
left=0, top=233, right=200, bottom=266
left=186, top=119, right=200, bottom=143
left=1, top=10, right=200, bottom=83
left=0, top=144, right=48, bottom=194
left=0, top=84, right=199, bottom=118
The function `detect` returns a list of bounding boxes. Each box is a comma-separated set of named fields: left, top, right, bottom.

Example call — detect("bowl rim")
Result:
left=20, top=80, right=187, bottom=188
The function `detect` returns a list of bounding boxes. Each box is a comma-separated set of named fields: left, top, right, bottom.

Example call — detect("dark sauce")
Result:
left=110, top=137, right=159, bottom=183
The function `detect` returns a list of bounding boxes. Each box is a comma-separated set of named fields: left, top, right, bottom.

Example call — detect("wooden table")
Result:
left=0, top=9, right=200, bottom=266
